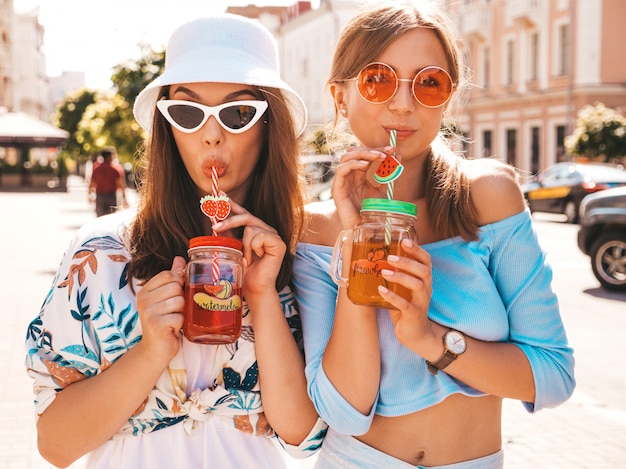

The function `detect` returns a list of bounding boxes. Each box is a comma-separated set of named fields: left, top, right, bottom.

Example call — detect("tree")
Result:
left=102, top=44, right=166, bottom=166
left=565, top=102, right=626, bottom=163
left=76, top=92, right=144, bottom=165
left=52, top=45, right=165, bottom=173
left=110, top=43, right=165, bottom=108
left=53, top=89, right=97, bottom=160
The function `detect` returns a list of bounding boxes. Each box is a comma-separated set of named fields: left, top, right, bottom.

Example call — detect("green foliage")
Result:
left=565, top=102, right=626, bottom=162
left=53, top=89, right=97, bottom=160
left=111, top=44, right=165, bottom=107
left=52, top=45, right=166, bottom=168
left=305, top=129, right=330, bottom=155
left=55, top=153, right=69, bottom=177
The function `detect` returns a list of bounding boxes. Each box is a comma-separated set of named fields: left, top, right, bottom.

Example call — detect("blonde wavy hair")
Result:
left=328, top=0, right=479, bottom=241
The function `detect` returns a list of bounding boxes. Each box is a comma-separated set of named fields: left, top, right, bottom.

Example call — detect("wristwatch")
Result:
left=426, top=329, right=466, bottom=375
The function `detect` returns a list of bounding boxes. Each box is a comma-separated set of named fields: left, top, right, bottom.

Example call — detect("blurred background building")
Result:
left=453, top=0, right=626, bottom=174
left=0, top=0, right=84, bottom=117
left=2, top=0, right=625, bottom=177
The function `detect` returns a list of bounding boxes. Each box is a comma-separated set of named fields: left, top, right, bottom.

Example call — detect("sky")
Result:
left=14, top=0, right=320, bottom=90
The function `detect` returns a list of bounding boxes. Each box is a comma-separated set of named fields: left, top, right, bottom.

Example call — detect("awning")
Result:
left=0, top=111, right=69, bottom=147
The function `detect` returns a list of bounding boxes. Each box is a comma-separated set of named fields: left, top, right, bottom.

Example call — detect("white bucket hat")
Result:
left=133, top=14, right=307, bottom=136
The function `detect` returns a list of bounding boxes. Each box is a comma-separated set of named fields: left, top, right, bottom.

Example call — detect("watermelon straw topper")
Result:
left=373, top=132, right=403, bottom=185
left=200, top=167, right=231, bottom=222
left=373, top=154, right=403, bottom=184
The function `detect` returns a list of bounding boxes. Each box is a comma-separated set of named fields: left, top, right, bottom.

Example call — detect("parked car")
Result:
left=577, top=186, right=626, bottom=291
left=522, top=162, right=626, bottom=223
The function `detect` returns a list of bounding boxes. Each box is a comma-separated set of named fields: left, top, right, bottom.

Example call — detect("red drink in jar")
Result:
left=183, top=236, right=243, bottom=344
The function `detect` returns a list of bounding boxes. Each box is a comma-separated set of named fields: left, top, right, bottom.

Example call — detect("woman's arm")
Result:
left=246, top=287, right=319, bottom=444
left=214, top=202, right=319, bottom=444
left=34, top=257, right=186, bottom=467
left=37, top=336, right=177, bottom=466
left=381, top=161, right=574, bottom=408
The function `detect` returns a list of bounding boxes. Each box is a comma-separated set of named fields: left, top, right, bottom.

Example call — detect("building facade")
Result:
left=0, top=0, right=15, bottom=112
left=274, top=0, right=359, bottom=128
left=239, top=0, right=626, bottom=174
left=5, top=0, right=622, bottom=175
left=0, top=0, right=52, bottom=119
left=227, top=0, right=358, bottom=129
left=14, top=6, right=50, bottom=119
left=454, top=0, right=626, bottom=174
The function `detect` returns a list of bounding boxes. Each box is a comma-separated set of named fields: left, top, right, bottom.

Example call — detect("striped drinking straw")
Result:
left=210, top=167, right=221, bottom=282
left=384, top=130, right=397, bottom=246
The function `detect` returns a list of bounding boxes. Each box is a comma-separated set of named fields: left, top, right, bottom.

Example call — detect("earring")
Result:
left=340, top=108, right=347, bottom=116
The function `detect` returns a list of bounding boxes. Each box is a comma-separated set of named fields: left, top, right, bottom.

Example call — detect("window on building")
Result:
left=506, top=128, right=517, bottom=166
left=506, top=40, right=515, bottom=85
left=556, top=125, right=567, bottom=161
left=558, top=24, right=570, bottom=76
left=483, top=130, right=492, bottom=157
left=530, top=33, right=539, bottom=81
left=531, top=126, right=540, bottom=174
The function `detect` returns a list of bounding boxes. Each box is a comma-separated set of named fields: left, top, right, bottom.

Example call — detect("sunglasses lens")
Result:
left=219, top=104, right=260, bottom=131
left=413, top=67, right=453, bottom=107
left=357, top=64, right=397, bottom=103
left=167, top=104, right=205, bottom=130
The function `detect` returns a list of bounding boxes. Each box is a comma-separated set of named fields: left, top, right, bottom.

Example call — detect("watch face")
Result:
left=445, top=331, right=466, bottom=354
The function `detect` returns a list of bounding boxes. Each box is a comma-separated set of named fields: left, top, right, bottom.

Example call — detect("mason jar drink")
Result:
left=184, top=236, right=243, bottom=344
left=331, top=198, right=417, bottom=308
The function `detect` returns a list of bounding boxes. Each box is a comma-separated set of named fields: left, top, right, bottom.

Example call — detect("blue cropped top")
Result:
left=292, top=209, right=575, bottom=436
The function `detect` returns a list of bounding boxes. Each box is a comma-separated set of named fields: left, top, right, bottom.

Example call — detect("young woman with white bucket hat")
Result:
left=26, top=13, right=325, bottom=468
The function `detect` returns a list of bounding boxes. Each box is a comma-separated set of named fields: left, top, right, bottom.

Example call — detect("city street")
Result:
left=1, top=177, right=625, bottom=468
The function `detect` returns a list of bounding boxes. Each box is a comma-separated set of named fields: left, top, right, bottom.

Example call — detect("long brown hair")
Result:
left=328, top=0, right=478, bottom=241
left=128, top=86, right=305, bottom=290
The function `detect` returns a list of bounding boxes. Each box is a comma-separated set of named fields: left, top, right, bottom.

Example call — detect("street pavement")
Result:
left=1, top=176, right=625, bottom=468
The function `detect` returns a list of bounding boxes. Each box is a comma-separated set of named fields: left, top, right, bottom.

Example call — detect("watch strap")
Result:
left=426, top=350, right=457, bottom=375
left=426, top=329, right=465, bottom=376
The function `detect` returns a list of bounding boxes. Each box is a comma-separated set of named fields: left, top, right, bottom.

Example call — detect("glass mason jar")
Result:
left=183, top=236, right=243, bottom=344
left=331, top=198, right=417, bottom=308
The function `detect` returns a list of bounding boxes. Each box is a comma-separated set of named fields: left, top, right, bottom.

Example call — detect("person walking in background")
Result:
left=25, top=13, right=324, bottom=468
left=293, top=1, right=575, bottom=468
left=88, top=146, right=127, bottom=216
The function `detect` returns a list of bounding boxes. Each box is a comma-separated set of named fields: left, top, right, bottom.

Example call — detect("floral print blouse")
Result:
left=25, top=211, right=326, bottom=459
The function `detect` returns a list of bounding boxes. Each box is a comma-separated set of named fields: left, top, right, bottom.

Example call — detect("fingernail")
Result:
left=212, top=222, right=223, bottom=230
left=369, top=150, right=385, bottom=157
left=387, top=255, right=399, bottom=263
left=381, top=269, right=394, bottom=276
left=378, top=285, right=389, bottom=294
left=401, top=239, right=413, bottom=248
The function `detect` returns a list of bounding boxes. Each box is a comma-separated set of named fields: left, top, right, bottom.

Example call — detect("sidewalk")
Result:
left=1, top=176, right=625, bottom=468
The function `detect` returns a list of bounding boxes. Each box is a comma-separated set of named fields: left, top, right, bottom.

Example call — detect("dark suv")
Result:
left=577, top=186, right=626, bottom=291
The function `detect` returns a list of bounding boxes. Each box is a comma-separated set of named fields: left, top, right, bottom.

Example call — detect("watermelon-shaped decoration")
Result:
left=374, top=154, right=404, bottom=184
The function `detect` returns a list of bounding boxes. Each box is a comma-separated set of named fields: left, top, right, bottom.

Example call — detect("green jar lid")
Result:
left=361, top=198, right=417, bottom=217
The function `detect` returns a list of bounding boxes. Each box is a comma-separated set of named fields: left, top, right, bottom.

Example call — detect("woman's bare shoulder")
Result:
left=301, top=200, right=342, bottom=246
left=462, top=158, right=527, bottom=225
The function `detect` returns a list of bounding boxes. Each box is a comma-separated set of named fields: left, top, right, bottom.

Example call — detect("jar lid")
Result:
left=188, top=235, right=243, bottom=252
left=361, top=198, right=417, bottom=217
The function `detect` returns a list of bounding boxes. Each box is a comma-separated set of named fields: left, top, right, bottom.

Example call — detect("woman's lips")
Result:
left=202, top=163, right=226, bottom=179
left=389, top=128, right=414, bottom=140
